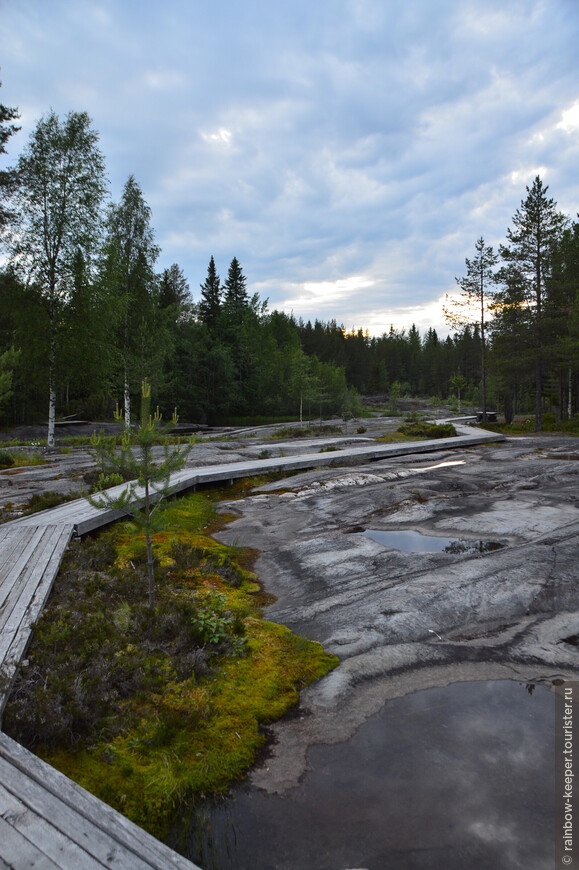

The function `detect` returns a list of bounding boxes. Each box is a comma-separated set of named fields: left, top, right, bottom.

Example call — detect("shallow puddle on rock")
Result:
left=181, top=680, right=554, bottom=870
left=364, top=529, right=503, bottom=554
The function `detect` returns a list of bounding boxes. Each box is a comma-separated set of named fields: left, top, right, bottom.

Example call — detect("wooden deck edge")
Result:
left=0, top=732, right=199, bottom=868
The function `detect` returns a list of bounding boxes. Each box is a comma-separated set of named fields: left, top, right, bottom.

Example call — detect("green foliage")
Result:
left=0, top=448, right=15, bottom=468
left=8, top=110, right=107, bottom=446
left=397, top=421, right=457, bottom=439
left=24, top=490, right=76, bottom=515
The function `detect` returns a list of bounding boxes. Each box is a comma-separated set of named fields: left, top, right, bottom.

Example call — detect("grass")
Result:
left=269, top=424, right=343, bottom=440
left=0, top=448, right=46, bottom=469
left=3, top=489, right=338, bottom=840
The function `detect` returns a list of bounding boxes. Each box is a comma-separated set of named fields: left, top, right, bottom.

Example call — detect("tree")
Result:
left=546, top=219, right=579, bottom=418
left=223, top=256, right=248, bottom=321
left=158, top=263, right=190, bottom=310
left=445, top=237, right=498, bottom=421
left=89, top=379, right=191, bottom=611
left=0, top=346, right=20, bottom=410
left=102, top=175, right=159, bottom=426
left=449, top=372, right=467, bottom=414
left=0, top=81, right=20, bottom=235
left=198, top=255, right=222, bottom=334
left=9, top=110, right=107, bottom=446
left=499, top=176, right=567, bottom=430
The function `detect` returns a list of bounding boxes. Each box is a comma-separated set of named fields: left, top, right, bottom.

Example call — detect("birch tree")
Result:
left=9, top=110, right=107, bottom=445
left=102, top=175, right=159, bottom=427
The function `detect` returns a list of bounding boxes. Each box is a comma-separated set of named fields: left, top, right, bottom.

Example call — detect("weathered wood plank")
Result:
left=0, top=782, right=102, bottom=869
left=0, top=526, right=66, bottom=641
left=0, top=814, right=62, bottom=869
left=0, top=733, right=199, bottom=868
left=0, top=527, right=54, bottom=618
left=0, top=527, right=45, bottom=609
left=0, top=526, right=75, bottom=718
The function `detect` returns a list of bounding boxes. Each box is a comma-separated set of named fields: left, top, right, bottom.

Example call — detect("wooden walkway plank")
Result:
left=0, top=814, right=62, bottom=869
left=0, top=526, right=46, bottom=610
left=0, top=732, right=199, bottom=868
left=0, top=526, right=75, bottom=718
left=0, top=526, right=68, bottom=641
left=0, top=783, right=103, bottom=869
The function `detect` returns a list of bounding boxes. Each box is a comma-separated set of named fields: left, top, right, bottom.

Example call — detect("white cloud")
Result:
left=2, top=0, right=578, bottom=336
left=557, top=100, right=579, bottom=133
left=200, top=128, right=234, bottom=147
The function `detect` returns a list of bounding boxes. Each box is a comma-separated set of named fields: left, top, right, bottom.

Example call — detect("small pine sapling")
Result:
left=88, top=379, right=192, bottom=610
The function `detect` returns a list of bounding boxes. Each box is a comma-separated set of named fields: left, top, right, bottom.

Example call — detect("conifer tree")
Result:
left=198, top=255, right=222, bottom=333
left=89, top=379, right=191, bottom=611
left=223, top=256, right=248, bottom=322
left=499, top=176, right=567, bottom=430
left=445, top=237, right=498, bottom=421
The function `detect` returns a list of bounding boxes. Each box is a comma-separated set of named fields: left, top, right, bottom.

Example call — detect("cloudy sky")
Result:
left=1, top=0, right=579, bottom=336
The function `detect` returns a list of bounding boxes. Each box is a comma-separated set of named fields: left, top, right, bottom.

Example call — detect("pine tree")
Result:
left=499, top=176, right=567, bottom=430
left=445, top=237, right=498, bottom=421
left=89, top=379, right=191, bottom=611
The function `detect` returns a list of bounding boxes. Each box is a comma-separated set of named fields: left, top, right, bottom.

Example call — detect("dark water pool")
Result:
left=364, top=529, right=504, bottom=554
left=179, top=680, right=554, bottom=870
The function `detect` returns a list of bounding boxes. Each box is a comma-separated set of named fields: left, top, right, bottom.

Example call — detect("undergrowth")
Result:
left=2, top=491, right=338, bottom=839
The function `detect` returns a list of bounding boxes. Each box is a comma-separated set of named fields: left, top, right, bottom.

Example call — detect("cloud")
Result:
left=1, top=0, right=579, bottom=335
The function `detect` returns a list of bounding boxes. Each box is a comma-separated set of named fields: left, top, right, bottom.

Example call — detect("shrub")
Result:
left=397, top=421, right=457, bottom=439
left=0, top=449, right=15, bottom=469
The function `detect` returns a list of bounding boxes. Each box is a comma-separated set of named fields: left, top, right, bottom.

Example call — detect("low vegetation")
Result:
left=3, top=490, right=338, bottom=839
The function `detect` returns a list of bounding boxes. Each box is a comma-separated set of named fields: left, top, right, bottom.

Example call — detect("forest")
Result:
left=1, top=102, right=578, bottom=439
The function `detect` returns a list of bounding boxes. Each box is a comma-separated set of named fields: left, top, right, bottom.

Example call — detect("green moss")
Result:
left=5, top=489, right=338, bottom=840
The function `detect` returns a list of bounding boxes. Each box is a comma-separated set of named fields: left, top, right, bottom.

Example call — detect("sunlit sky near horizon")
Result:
left=1, top=0, right=579, bottom=337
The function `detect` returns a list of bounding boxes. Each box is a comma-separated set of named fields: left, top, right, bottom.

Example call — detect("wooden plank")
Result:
left=0, top=783, right=101, bottom=869
left=0, top=526, right=64, bottom=642
left=0, top=528, right=74, bottom=717
left=0, top=814, right=62, bottom=869
left=0, top=527, right=43, bottom=607
left=0, top=526, right=48, bottom=612
left=0, top=526, right=73, bottom=673
left=22, top=525, right=73, bottom=632
left=0, top=733, right=199, bottom=868
left=0, top=755, right=172, bottom=868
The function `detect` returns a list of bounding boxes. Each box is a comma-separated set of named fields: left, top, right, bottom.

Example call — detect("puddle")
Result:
left=179, top=680, right=554, bottom=870
left=364, top=528, right=504, bottom=554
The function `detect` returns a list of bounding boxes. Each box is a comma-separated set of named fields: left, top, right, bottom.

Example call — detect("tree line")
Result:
left=1, top=97, right=578, bottom=437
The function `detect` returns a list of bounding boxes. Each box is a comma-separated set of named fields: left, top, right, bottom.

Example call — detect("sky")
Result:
left=1, top=0, right=579, bottom=337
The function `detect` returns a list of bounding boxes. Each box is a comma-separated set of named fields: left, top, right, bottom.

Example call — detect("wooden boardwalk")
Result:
left=0, top=424, right=504, bottom=868
left=0, top=731, right=196, bottom=868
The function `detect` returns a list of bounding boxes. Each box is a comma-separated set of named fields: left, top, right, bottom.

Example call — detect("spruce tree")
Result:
left=223, top=256, right=248, bottom=322
left=198, top=255, right=222, bottom=333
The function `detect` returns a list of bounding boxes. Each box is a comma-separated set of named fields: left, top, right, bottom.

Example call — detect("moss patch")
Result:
left=3, top=490, right=338, bottom=839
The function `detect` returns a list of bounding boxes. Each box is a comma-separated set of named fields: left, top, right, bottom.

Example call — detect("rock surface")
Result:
left=215, top=435, right=579, bottom=793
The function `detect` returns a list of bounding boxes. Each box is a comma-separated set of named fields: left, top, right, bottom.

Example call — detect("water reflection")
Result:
left=364, top=528, right=504, bottom=554
left=180, top=680, right=554, bottom=870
